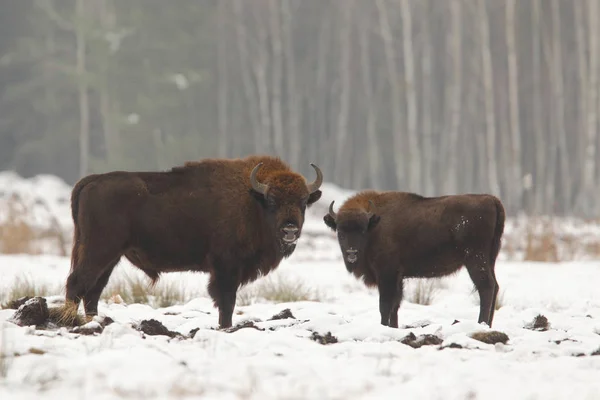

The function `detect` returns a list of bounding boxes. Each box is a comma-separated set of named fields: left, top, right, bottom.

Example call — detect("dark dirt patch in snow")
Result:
left=269, top=308, right=295, bottom=321
left=591, top=348, right=600, bottom=356
left=137, top=319, right=183, bottom=338
left=400, top=332, right=443, bottom=348
left=310, top=331, right=338, bottom=345
left=4, top=296, right=33, bottom=310
left=525, top=314, right=550, bottom=331
left=9, top=297, right=49, bottom=327
left=470, top=331, right=510, bottom=345
left=553, top=338, right=578, bottom=345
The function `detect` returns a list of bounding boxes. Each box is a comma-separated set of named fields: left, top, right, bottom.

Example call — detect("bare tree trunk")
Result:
left=477, top=0, right=500, bottom=196
left=334, top=1, right=354, bottom=185
left=506, top=0, right=523, bottom=212
left=217, top=0, right=229, bottom=158
left=232, top=0, right=262, bottom=152
left=281, top=0, right=301, bottom=167
left=444, top=0, right=462, bottom=195
left=376, top=0, right=405, bottom=189
left=358, top=6, right=382, bottom=189
left=531, top=0, right=546, bottom=214
left=419, top=0, right=434, bottom=196
left=550, top=0, right=571, bottom=214
left=399, top=0, right=420, bottom=193
left=98, top=0, right=118, bottom=164
left=314, top=15, right=332, bottom=174
left=76, top=0, right=89, bottom=178
left=578, top=0, right=598, bottom=215
left=252, top=6, right=273, bottom=154
left=269, top=0, right=285, bottom=157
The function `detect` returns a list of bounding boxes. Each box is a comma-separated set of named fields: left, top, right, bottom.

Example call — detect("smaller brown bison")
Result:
left=323, top=190, right=505, bottom=328
left=61, top=155, right=323, bottom=328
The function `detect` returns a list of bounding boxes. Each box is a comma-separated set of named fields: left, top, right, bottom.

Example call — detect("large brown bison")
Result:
left=323, top=190, right=505, bottom=328
left=62, top=155, right=323, bottom=328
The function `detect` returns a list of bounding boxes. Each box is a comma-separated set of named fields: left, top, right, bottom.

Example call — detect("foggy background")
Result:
left=0, top=0, right=598, bottom=218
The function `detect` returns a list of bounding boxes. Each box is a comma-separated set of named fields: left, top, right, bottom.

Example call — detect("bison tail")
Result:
left=489, top=197, right=506, bottom=267
left=70, top=174, right=98, bottom=271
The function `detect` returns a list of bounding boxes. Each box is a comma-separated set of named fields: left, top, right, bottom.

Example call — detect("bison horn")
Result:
left=250, top=162, right=269, bottom=195
left=306, top=163, right=323, bottom=194
left=328, top=201, right=337, bottom=220
left=367, top=200, right=377, bottom=217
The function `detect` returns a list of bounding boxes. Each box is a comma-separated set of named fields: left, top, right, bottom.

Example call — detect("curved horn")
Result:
left=367, top=200, right=377, bottom=217
left=250, top=162, right=269, bottom=195
left=306, top=163, right=323, bottom=194
left=328, top=201, right=337, bottom=220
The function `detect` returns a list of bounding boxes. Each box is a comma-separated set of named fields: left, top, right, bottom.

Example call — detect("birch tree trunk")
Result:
left=76, top=0, right=89, bottom=178
left=232, top=0, right=262, bottom=152
left=420, top=0, right=434, bottom=196
left=550, top=0, right=571, bottom=213
left=282, top=0, right=301, bottom=167
left=531, top=0, right=546, bottom=214
left=252, top=6, right=273, bottom=154
left=217, top=0, right=229, bottom=157
left=399, top=0, right=420, bottom=193
left=334, top=1, right=353, bottom=185
left=444, top=0, right=462, bottom=195
left=269, top=0, right=285, bottom=158
left=358, top=7, right=382, bottom=189
left=477, top=0, right=500, bottom=196
left=506, top=0, right=523, bottom=212
left=578, top=0, right=598, bottom=214
left=376, top=0, right=405, bottom=189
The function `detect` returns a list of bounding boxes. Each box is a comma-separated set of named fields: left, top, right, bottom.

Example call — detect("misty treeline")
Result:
left=0, top=0, right=599, bottom=217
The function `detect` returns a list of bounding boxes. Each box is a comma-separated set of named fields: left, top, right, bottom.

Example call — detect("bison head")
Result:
left=323, top=200, right=380, bottom=268
left=250, top=162, right=323, bottom=250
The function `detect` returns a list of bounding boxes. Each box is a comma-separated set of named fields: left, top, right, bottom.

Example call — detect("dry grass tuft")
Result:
left=524, top=220, right=558, bottom=262
left=48, top=301, right=84, bottom=327
left=408, top=279, right=441, bottom=306
left=0, top=274, right=61, bottom=309
left=0, top=194, right=37, bottom=254
left=470, top=330, right=509, bottom=345
left=237, top=275, right=322, bottom=306
left=0, top=194, right=67, bottom=256
left=101, top=273, right=196, bottom=308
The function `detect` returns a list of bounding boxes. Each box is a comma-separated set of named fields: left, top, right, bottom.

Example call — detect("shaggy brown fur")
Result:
left=63, top=155, right=323, bottom=328
left=324, top=190, right=505, bottom=328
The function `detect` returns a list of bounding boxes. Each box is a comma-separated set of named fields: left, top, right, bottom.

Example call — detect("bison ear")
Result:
left=323, top=214, right=337, bottom=231
left=307, top=190, right=322, bottom=207
left=368, top=214, right=380, bottom=230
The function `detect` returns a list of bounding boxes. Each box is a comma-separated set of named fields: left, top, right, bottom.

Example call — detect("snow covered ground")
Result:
left=1, top=253, right=600, bottom=400
left=1, top=171, right=600, bottom=399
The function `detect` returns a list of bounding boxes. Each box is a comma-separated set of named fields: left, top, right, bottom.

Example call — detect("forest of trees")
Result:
left=0, top=0, right=599, bottom=218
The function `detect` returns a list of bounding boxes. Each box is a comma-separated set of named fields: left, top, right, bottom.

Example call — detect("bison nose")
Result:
left=346, top=248, right=358, bottom=264
left=281, top=224, right=299, bottom=243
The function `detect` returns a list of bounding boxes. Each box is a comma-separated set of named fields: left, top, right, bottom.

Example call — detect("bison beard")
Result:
left=63, top=155, right=323, bottom=329
left=324, top=190, right=505, bottom=328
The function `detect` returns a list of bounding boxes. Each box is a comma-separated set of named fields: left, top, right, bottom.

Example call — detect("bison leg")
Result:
left=377, top=272, right=399, bottom=327
left=465, top=258, right=498, bottom=327
left=208, top=268, right=239, bottom=329
left=83, top=259, right=119, bottom=317
left=389, top=279, right=404, bottom=329
left=66, top=251, right=121, bottom=318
